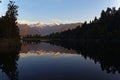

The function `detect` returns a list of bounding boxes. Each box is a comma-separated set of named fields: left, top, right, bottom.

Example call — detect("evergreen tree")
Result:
left=46, top=7, right=120, bottom=41
left=0, top=1, right=20, bottom=39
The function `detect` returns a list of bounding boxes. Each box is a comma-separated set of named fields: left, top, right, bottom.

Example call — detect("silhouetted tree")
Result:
left=46, top=7, right=120, bottom=41
left=0, top=1, right=20, bottom=39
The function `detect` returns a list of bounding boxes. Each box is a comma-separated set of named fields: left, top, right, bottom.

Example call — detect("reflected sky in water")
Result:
left=17, top=42, right=120, bottom=80
left=0, top=42, right=120, bottom=80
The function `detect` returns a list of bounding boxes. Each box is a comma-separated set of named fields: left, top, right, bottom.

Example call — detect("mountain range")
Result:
left=18, top=22, right=82, bottom=37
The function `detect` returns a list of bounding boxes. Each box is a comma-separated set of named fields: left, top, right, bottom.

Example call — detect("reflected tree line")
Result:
left=49, top=40, right=120, bottom=74
left=0, top=51, right=20, bottom=80
left=22, top=40, right=41, bottom=44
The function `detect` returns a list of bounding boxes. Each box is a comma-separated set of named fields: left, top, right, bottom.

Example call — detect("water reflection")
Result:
left=19, top=41, right=120, bottom=80
left=0, top=47, right=20, bottom=80
left=0, top=41, right=120, bottom=80
left=49, top=41, right=120, bottom=74
left=21, top=42, right=77, bottom=55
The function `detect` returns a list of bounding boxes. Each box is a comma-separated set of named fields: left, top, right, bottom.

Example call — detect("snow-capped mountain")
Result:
left=18, top=22, right=82, bottom=37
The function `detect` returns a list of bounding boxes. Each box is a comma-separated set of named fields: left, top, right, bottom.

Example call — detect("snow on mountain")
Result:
left=18, top=22, right=82, bottom=37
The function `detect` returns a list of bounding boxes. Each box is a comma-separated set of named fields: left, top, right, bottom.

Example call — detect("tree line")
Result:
left=0, top=1, right=20, bottom=39
left=46, top=7, right=120, bottom=42
left=23, top=34, right=41, bottom=39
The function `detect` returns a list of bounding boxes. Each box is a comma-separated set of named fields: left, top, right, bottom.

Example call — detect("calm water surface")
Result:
left=0, top=42, right=120, bottom=80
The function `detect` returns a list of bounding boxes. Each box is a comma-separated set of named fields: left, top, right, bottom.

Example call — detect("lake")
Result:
left=0, top=41, right=120, bottom=80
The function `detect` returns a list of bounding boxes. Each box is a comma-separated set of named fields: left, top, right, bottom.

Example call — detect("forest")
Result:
left=45, top=7, right=120, bottom=42
left=0, top=1, right=20, bottom=49
left=0, top=1, right=20, bottom=40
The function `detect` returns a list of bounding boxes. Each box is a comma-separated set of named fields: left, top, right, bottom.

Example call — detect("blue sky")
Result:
left=0, top=0, right=120, bottom=24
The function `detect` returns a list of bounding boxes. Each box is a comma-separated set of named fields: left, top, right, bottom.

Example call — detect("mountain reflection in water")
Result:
left=0, top=41, right=120, bottom=80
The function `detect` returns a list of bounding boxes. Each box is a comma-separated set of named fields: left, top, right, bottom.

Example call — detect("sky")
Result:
left=0, top=0, right=120, bottom=24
